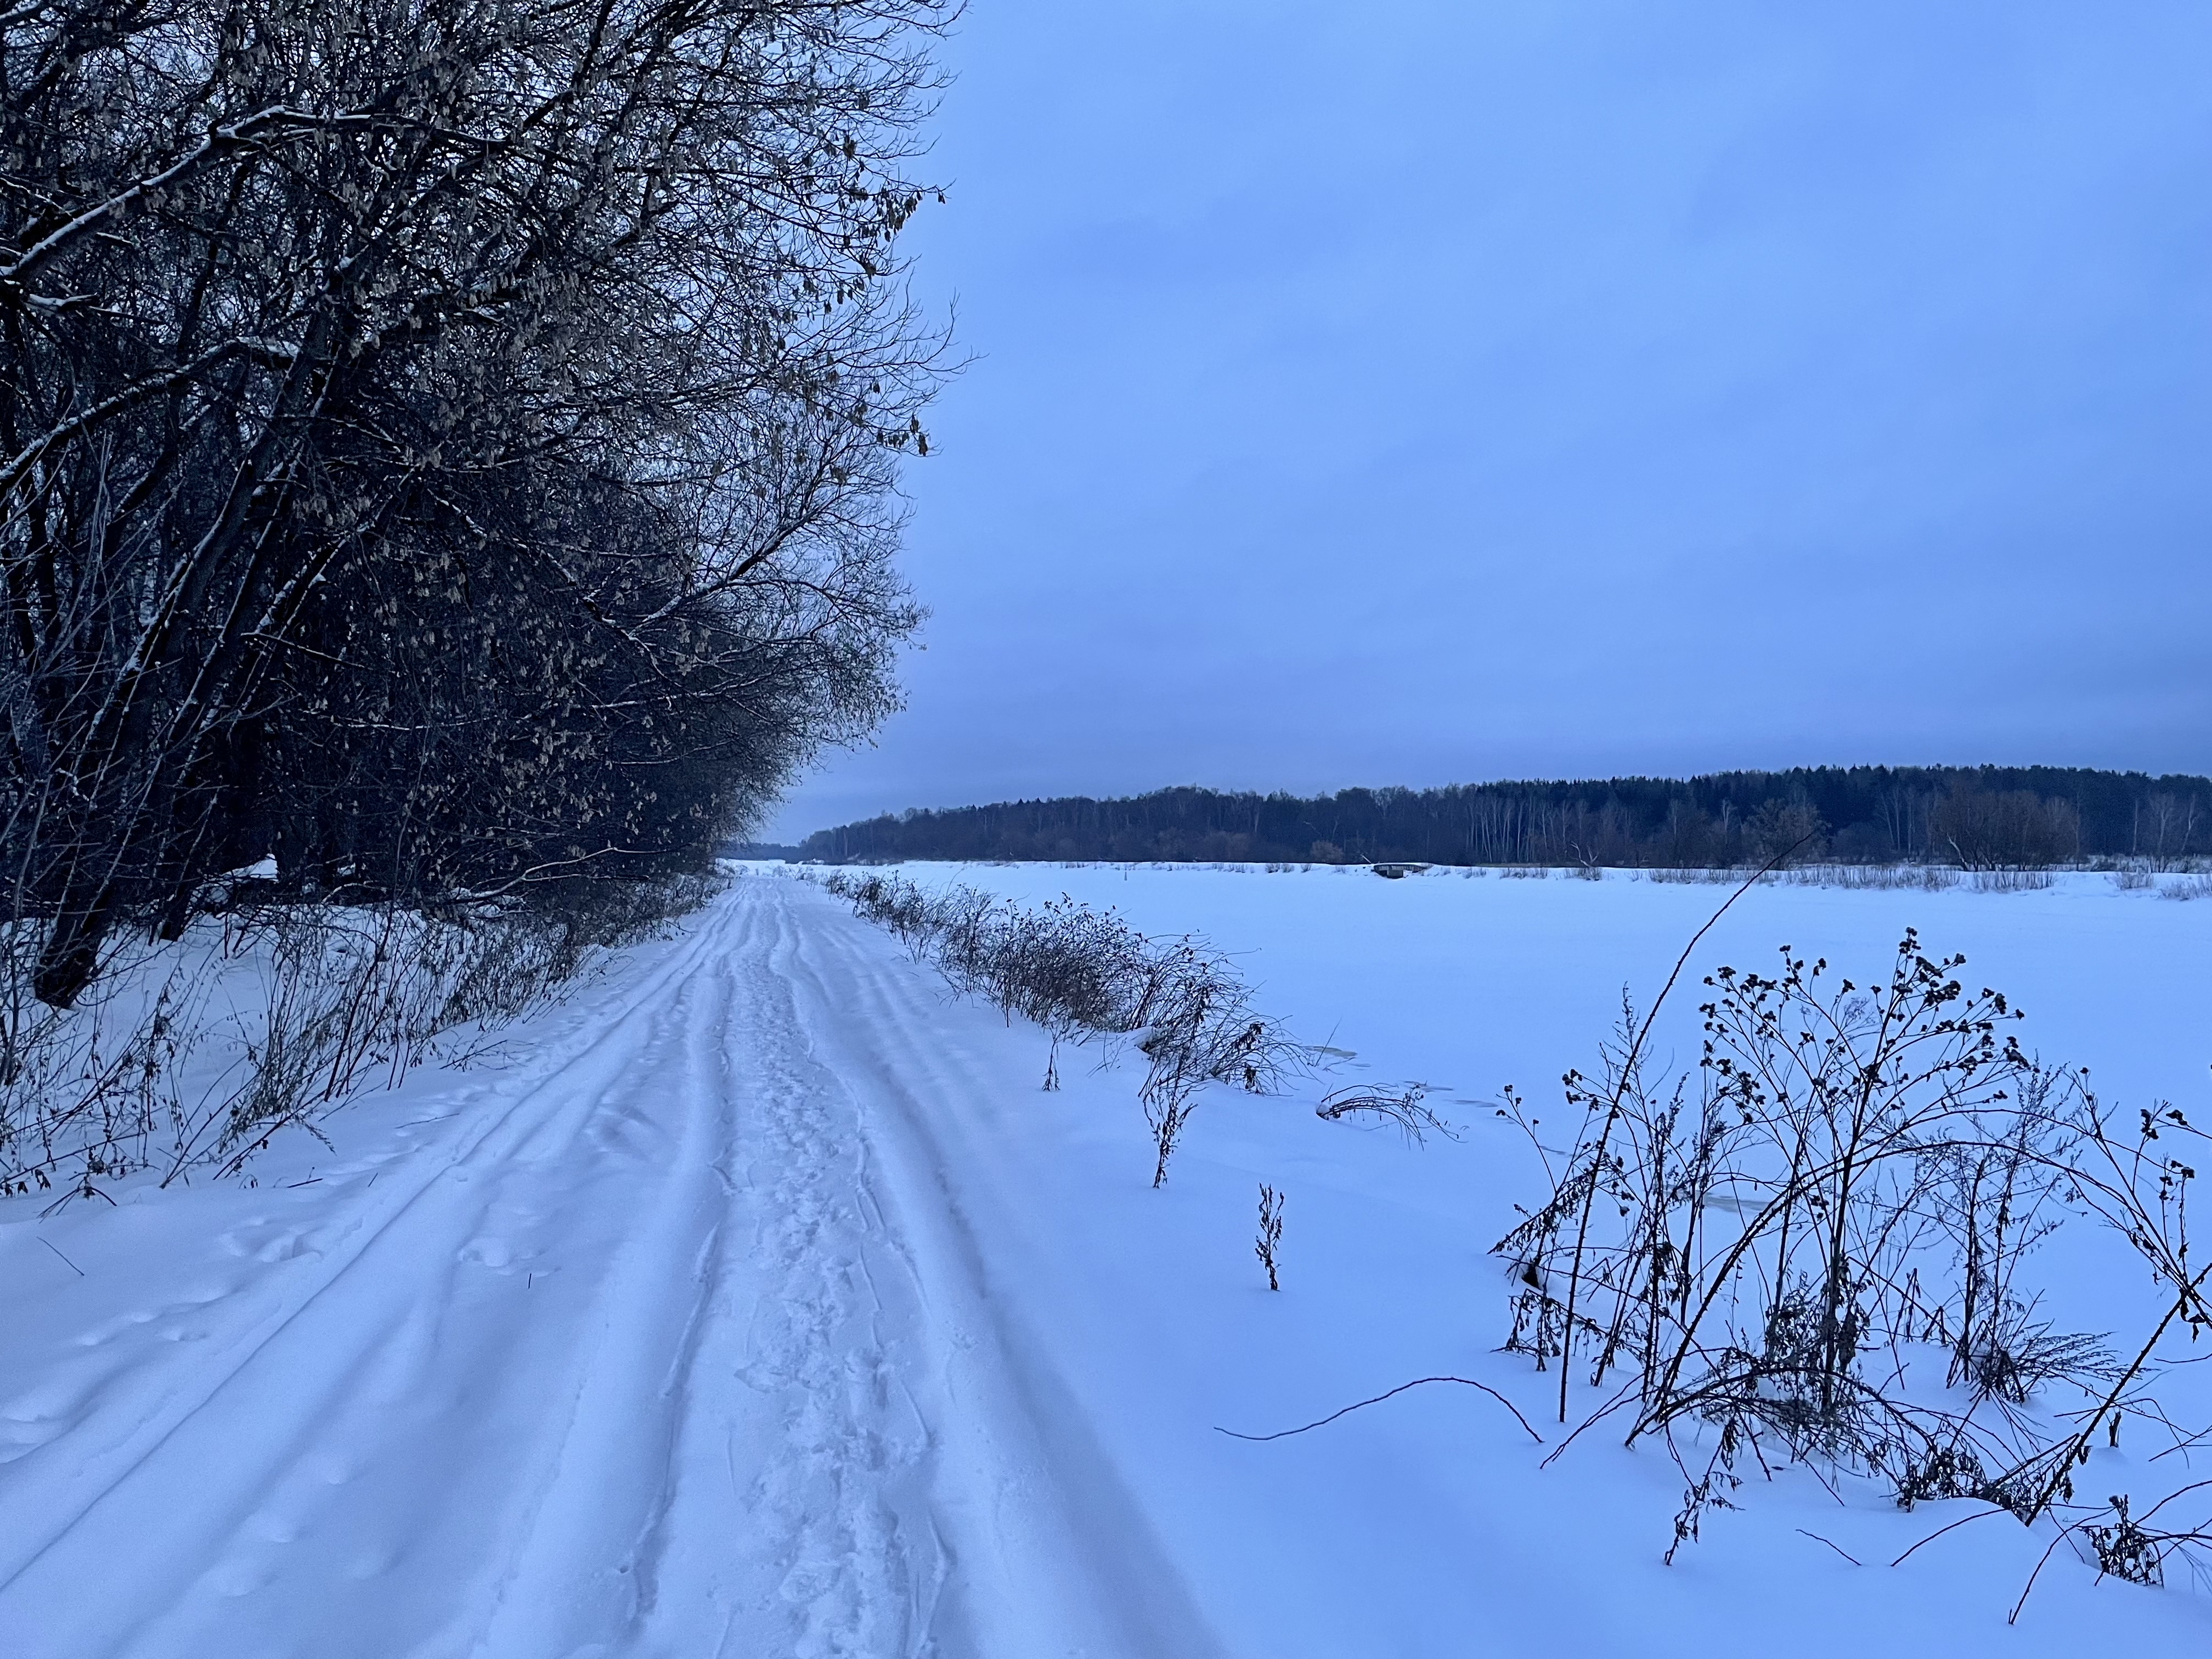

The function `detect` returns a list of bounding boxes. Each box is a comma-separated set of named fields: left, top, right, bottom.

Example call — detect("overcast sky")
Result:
left=766, top=1, right=2211, bottom=842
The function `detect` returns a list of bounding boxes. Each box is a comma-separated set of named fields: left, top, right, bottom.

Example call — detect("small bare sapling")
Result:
left=1256, top=1183, right=1285, bottom=1290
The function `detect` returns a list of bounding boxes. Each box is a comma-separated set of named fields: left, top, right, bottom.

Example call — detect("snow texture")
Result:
left=2, top=864, right=2209, bottom=1655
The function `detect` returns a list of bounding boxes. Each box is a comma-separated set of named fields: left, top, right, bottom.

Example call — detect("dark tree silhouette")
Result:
left=800, top=768, right=2210, bottom=870
left=3, top=0, right=949, bottom=1003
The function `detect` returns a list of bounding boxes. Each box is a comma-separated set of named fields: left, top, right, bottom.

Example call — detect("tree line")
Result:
left=798, top=767, right=2212, bottom=871
left=2, top=0, right=948, bottom=1006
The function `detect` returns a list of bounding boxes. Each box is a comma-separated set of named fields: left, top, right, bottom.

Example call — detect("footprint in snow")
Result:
left=0, top=1374, right=97, bottom=1454
left=458, top=1236, right=515, bottom=1271
left=74, top=1306, right=170, bottom=1347
left=202, top=1555, right=275, bottom=1598
left=216, top=1220, right=273, bottom=1257
left=255, top=1230, right=321, bottom=1263
left=217, top=1222, right=323, bottom=1263
left=2, top=1376, right=89, bottom=1423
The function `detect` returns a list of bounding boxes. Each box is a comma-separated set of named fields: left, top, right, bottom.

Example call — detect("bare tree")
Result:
left=1931, top=788, right=2079, bottom=871
left=3, top=0, right=949, bottom=1005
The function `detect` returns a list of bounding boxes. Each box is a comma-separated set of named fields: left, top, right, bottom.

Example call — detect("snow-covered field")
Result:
left=3, top=864, right=2209, bottom=1655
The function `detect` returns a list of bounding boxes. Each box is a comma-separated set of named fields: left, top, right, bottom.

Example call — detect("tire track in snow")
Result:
left=778, top=881, right=1230, bottom=1659
left=0, top=901, right=747, bottom=1655
left=0, top=904, right=729, bottom=1607
left=0, top=879, right=1210, bottom=1657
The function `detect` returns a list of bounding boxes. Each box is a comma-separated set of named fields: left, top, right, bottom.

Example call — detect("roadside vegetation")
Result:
left=1473, top=874, right=2212, bottom=1608
left=0, top=0, right=950, bottom=1187
left=822, top=870, right=1306, bottom=1186
left=829, top=855, right=2212, bottom=1618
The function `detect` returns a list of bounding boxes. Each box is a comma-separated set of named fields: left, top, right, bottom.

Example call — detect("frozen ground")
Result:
left=2, top=864, right=2209, bottom=1655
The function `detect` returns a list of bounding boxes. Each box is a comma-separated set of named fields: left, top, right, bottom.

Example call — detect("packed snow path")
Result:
left=0, top=879, right=1207, bottom=1658
left=8, top=866, right=2212, bottom=1657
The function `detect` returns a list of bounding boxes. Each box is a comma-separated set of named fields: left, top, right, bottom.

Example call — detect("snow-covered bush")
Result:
left=1497, top=927, right=2212, bottom=1587
left=0, top=883, right=706, bottom=1202
left=826, top=871, right=1303, bottom=1183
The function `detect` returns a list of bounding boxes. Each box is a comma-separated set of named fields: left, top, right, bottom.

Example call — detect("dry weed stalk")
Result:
left=827, top=871, right=1305, bottom=1184
left=1498, top=910, right=2212, bottom=1602
left=0, top=879, right=707, bottom=1203
left=1315, top=1084, right=1458, bottom=1147
left=1257, top=1183, right=1285, bottom=1290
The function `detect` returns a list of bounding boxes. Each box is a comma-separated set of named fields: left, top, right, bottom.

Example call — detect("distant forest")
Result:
left=798, top=768, right=2212, bottom=871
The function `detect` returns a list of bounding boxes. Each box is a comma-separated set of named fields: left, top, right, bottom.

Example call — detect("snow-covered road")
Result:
left=8, top=865, right=2212, bottom=1657
left=0, top=878, right=1201, bottom=1658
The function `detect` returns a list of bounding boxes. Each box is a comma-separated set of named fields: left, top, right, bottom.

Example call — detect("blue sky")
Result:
left=767, top=1, right=2211, bottom=841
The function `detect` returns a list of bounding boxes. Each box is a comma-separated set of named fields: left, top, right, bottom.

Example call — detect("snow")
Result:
left=2, top=865, right=2209, bottom=1654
